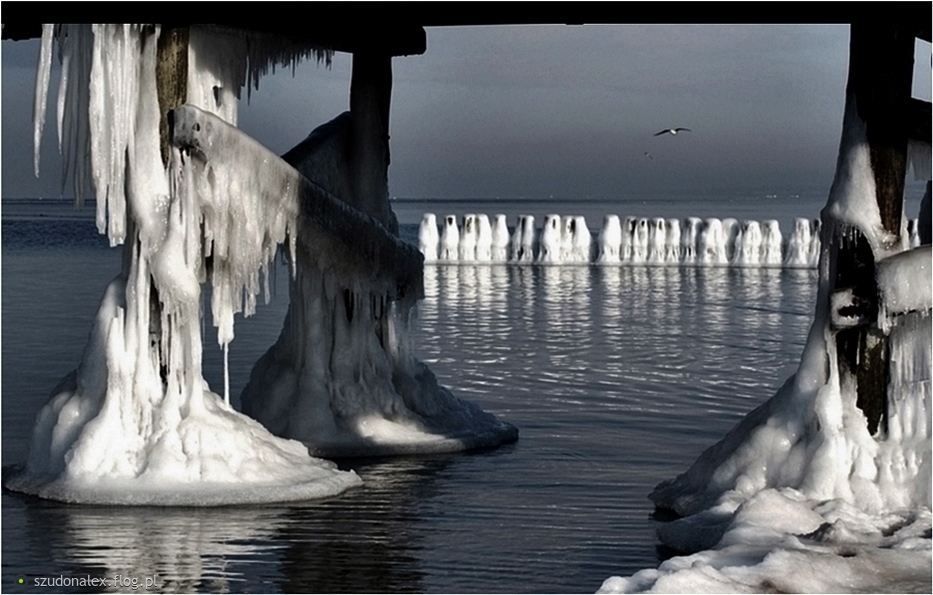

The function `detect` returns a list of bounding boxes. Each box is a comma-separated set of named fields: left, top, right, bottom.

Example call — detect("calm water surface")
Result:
left=2, top=200, right=818, bottom=593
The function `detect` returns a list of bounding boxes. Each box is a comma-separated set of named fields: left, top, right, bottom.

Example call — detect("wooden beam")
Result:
left=156, top=27, right=188, bottom=167
left=1, top=22, right=426, bottom=56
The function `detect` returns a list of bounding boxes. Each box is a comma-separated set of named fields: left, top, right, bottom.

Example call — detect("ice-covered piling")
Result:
left=439, top=215, right=460, bottom=261
left=8, top=24, right=362, bottom=505
left=646, top=217, right=667, bottom=264
left=597, top=215, right=622, bottom=264
left=698, top=218, right=728, bottom=265
left=761, top=219, right=783, bottom=266
left=416, top=211, right=837, bottom=268
left=569, top=216, right=592, bottom=263
left=732, top=220, right=763, bottom=267
left=459, top=214, right=478, bottom=261
left=785, top=217, right=813, bottom=267
left=239, top=111, right=517, bottom=457
left=475, top=214, right=493, bottom=261
left=681, top=217, right=701, bottom=264
left=418, top=213, right=439, bottom=262
left=491, top=214, right=510, bottom=262
left=631, top=218, right=649, bottom=263
left=539, top=214, right=563, bottom=263
left=637, top=24, right=931, bottom=579
left=664, top=218, right=682, bottom=263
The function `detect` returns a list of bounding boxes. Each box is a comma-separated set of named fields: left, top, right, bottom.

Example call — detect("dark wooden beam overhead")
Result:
left=211, top=22, right=426, bottom=56
left=1, top=22, right=426, bottom=56
left=4, top=2, right=928, bottom=46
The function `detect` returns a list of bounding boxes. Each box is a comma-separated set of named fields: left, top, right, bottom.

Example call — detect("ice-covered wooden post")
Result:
left=6, top=24, right=371, bottom=505
left=641, top=23, right=931, bottom=565
left=830, top=23, right=930, bottom=435
left=212, top=31, right=519, bottom=456
left=155, top=26, right=189, bottom=166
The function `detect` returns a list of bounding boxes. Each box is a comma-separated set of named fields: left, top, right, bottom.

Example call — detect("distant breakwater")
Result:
left=419, top=213, right=924, bottom=269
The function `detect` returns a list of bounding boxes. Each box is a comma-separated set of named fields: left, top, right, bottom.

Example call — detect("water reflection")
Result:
left=16, top=496, right=288, bottom=593
left=8, top=456, right=465, bottom=593
left=5, top=247, right=821, bottom=593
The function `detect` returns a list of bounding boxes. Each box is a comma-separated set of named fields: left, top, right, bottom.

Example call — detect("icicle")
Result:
left=33, top=24, right=54, bottom=178
left=223, top=343, right=230, bottom=406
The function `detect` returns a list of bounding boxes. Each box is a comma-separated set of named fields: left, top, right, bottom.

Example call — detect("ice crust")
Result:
left=601, top=91, right=932, bottom=592
left=8, top=24, right=361, bottom=505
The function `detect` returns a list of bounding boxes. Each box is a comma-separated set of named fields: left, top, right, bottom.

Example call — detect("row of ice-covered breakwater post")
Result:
left=419, top=213, right=926, bottom=268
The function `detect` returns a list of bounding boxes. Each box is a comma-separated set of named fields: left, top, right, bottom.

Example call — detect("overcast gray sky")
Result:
left=2, top=25, right=930, bottom=200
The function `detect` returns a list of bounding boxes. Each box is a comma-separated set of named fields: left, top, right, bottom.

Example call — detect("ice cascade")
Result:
left=6, top=25, right=362, bottom=505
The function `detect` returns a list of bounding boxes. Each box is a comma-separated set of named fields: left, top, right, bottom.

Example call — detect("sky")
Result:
left=2, top=24, right=931, bottom=200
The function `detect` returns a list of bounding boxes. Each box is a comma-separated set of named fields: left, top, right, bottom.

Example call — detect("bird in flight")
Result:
left=654, top=127, right=691, bottom=136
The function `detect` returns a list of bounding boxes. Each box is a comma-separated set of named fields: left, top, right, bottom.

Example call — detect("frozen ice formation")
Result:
left=602, top=78, right=931, bottom=593
left=7, top=24, right=370, bottom=505
left=597, top=215, right=622, bottom=263
left=11, top=24, right=519, bottom=492
left=417, top=212, right=824, bottom=268
left=239, top=112, right=518, bottom=457
left=418, top=213, right=439, bottom=263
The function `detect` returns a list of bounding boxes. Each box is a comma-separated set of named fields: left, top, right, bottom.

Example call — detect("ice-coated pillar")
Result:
left=491, top=214, right=510, bottom=262
left=440, top=215, right=460, bottom=261
left=419, top=213, right=439, bottom=262
left=539, top=214, right=563, bottom=263
left=597, top=215, right=622, bottom=264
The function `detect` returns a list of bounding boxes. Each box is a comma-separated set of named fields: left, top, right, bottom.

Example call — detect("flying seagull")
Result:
left=654, top=127, right=691, bottom=136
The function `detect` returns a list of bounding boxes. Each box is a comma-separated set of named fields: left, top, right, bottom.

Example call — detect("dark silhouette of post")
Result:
left=349, top=51, right=398, bottom=234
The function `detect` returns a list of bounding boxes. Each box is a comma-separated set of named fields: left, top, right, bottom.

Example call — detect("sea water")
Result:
left=0, top=192, right=914, bottom=592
